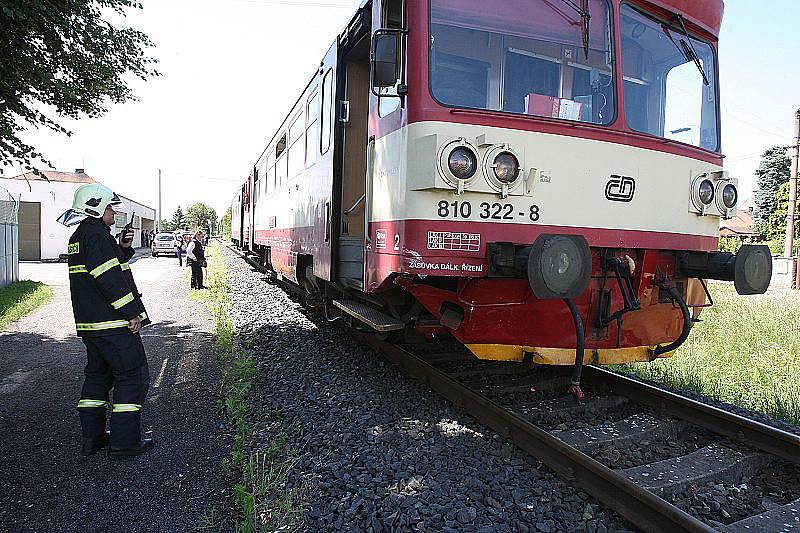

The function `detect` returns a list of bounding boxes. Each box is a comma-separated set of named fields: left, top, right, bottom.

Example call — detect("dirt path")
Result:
left=0, top=254, right=228, bottom=532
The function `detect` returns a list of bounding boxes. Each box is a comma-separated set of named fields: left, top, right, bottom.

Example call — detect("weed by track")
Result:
left=195, top=244, right=305, bottom=532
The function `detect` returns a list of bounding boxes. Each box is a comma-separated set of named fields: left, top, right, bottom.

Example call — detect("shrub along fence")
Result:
left=0, top=186, right=20, bottom=289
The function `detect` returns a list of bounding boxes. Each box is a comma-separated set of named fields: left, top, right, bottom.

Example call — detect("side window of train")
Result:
left=305, top=90, right=321, bottom=168
left=321, top=69, right=334, bottom=155
left=378, top=0, right=404, bottom=117
left=276, top=133, right=287, bottom=186
left=288, top=112, right=305, bottom=179
left=266, top=151, right=275, bottom=196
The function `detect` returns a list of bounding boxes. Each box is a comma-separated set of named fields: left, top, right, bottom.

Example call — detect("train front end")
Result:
left=369, top=0, right=771, bottom=370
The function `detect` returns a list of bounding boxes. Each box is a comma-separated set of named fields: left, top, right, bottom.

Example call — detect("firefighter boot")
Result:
left=82, top=432, right=110, bottom=456
left=109, top=438, right=155, bottom=459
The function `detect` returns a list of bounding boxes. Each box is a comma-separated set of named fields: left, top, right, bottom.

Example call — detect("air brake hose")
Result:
left=653, top=283, right=692, bottom=357
left=564, top=298, right=586, bottom=401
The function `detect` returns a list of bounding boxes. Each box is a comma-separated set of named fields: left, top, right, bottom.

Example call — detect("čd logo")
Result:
left=605, top=175, right=636, bottom=203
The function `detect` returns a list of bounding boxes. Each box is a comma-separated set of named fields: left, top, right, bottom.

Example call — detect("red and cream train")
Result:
left=231, top=0, right=771, bottom=394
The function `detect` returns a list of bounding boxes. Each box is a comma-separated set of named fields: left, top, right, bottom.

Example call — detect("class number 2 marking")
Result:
left=437, top=200, right=540, bottom=222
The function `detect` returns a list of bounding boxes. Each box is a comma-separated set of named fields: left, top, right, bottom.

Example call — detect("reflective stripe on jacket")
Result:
left=68, top=218, right=151, bottom=337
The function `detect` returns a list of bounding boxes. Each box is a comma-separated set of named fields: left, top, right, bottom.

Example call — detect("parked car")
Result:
left=151, top=233, right=177, bottom=257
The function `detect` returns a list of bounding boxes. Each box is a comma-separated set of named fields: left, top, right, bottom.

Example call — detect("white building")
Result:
left=0, top=170, right=156, bottom=261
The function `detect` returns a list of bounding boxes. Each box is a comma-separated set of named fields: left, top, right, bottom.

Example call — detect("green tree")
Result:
left=171, top=205, right=185, bottom=230
left=157, top=219, right=175, bottom=233
left=766, top=182, right=800, bottom=247
left=220, top=207, right=232, bottom=237
left=753, top=146, right=791, bottom=235
left=185, top=203, right=217, bottom=235
left=0, top=1, right=158, bottom=174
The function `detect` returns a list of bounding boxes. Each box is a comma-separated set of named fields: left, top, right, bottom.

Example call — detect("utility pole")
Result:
left=157, top=168, right=162, bottom=234
left=785, top=109, right=800, bottom=259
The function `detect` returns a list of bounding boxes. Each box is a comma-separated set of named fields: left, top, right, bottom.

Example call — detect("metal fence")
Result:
left=0, top=186, right=19, bottom=288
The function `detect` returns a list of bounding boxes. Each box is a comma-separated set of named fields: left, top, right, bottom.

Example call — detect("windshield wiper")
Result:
left=557, top=0, right=591, bottom=60
left=662, top=15, right=710, bottom=86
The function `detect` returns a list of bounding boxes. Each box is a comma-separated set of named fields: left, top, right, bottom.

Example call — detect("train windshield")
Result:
left=429, top=0, right=615, bottom=125
left=621, top=5, right=719, bottom=151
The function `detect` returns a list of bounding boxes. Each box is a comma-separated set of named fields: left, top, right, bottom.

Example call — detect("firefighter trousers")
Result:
left=77, top=333, right=150, bottom=448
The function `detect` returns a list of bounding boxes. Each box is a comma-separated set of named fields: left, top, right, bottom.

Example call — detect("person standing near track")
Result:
left=58, top=184, right=155, bottom=458
left=186, top=230, right=207, bottom=289
left=175, top=236, right=185, bottom=267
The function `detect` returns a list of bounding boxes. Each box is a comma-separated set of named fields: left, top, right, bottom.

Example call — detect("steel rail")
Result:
left=585, top=366, right=800, bottom=464
left=362, top=335, right=714, bottom=533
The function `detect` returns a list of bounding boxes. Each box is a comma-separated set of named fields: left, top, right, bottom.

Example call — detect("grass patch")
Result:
left=197, top=244, right=304, bottom=532
left=0, top=280, right=53, bottom=331
left=615, top=284, right=800, bottom=424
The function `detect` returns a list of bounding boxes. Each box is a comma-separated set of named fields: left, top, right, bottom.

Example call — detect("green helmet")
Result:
left=57, top=183, right=125, bottom=226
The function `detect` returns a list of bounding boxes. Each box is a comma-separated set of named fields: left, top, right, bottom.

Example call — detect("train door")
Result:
left=335, top=7, right=372, bottom=289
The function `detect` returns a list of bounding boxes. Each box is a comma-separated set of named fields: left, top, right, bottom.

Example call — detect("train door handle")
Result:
left=324, top=202, right=331, bottom=243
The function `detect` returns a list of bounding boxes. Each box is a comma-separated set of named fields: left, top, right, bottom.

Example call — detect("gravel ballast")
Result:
left=224, top=248, right=634, bottom=532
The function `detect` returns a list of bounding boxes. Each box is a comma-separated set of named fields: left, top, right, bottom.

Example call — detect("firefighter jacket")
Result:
left=67, top=217, right=150, bottom=337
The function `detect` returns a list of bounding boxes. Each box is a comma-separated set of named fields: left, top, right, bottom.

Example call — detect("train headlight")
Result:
left=492, top=152, right=520, bottom=184
left=698, top=179, right=715, bottom=205
left=722, top=184, right=738, bottom=209
left=448, top=147, right=478, bottom=180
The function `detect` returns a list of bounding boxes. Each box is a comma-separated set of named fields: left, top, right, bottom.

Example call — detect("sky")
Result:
left=8, top=0, right=800, bottom=220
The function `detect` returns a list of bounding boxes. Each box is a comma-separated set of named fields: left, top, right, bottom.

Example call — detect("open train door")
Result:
left=334, top=5, right=372, bottom=290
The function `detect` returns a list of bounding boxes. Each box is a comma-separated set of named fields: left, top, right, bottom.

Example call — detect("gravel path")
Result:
left=0, top=254, right=228, bottom=532
left=224, top=247, right=634, bottom=532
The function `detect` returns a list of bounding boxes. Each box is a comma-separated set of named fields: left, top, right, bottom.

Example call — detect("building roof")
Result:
left=7, top=169, right=96, bottom=184
left=720, top=208, right=759, bottom=238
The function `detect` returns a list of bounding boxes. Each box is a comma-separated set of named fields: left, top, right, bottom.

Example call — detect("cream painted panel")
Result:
left=371, top=121, right=723, bottom=238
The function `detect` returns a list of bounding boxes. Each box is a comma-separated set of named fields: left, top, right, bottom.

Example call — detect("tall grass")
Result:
left=617, top=284, right=800, bottom=424
left=0, top=280, right=53, bottom=331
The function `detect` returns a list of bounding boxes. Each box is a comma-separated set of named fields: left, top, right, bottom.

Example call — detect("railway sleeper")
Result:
left=723, top=496, right=800, bottom=532
left=552, top=413, right=685, bottom=454
left=620, top=442, right=770, bottom=498
left=508, top=393, right=631, bottom=422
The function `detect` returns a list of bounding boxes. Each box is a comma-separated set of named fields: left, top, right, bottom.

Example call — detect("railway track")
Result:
left=229, top=245, right=800, bottom=532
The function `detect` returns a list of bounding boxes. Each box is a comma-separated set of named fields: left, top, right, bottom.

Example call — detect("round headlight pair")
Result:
left=698, top=179, right=737, bottom=210
left=447, top=146, right=520, bottom=184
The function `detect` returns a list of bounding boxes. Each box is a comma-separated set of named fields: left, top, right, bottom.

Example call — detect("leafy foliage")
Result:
left=186, top=203, right=218, bottom=235
left=156, top=218, right=174, bottom=233
left=766, top=182, right=800, bottom=245
left=753, top=146, right=791, bottom=235
left=0, top=1, right=158, bottom=174
left=220, top=207, right=232, bottom=237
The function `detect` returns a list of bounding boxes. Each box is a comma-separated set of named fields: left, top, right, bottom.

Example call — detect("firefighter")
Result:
left=58, top=184, right=154, bottom=458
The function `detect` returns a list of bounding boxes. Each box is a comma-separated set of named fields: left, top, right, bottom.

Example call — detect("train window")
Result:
left=306, top=91, right=321, bottom=167
left=378, top=0, right=404, bottom=117
left=321, top=69, right=334, bottom=155
left=429, top=0, right=615, bottom=125
left=288, top=113, right=305, bottom=179
left=621, top=5, right=719, bottom=151
left=276, top=134, right=287, bottom=159
left=276, top=151, right=287, bottom=186
left=382, top=0, right=403, bottom=29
